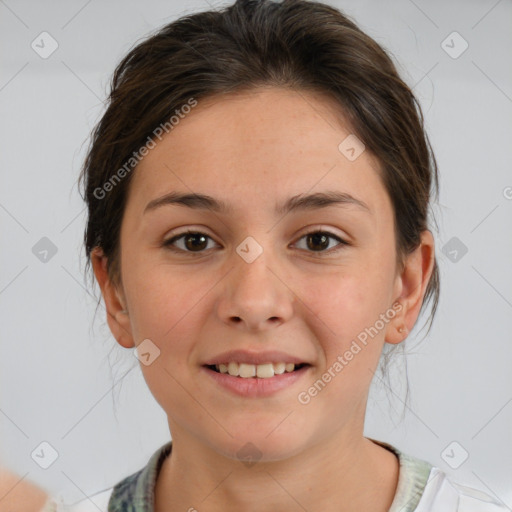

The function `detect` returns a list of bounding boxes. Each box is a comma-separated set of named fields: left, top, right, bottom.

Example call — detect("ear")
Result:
left=385, top=230, right=436, bottom=344
left=90, top=247, right=135, bottom=349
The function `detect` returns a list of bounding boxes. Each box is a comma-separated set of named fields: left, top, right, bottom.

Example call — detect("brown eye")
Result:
left=306, top=232, right=329, bottom=251
left=295, top=230, right=348, bottom=254
left=163, top=231, right=215, bottom=253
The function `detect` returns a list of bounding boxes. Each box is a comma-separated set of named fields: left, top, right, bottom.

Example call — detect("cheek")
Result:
left=123, top=257, right=201, bottom=342
left=300, top=263, right=393, bottom=361
left=303, top=267, right=380, bottom=327
left=125, top=266, right=203, bottom=408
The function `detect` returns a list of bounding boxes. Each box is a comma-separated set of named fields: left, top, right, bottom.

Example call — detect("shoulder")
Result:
left=415, top=467, right=509, bottom=512
left=40, top=441, right=172, bottom=512
left=40, top=488, right=113, bottom=512
left=368, top=438, right=508, bottom=512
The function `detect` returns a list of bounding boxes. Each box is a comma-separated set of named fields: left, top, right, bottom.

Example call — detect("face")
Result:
left=93, top=87, right=434, bottom=462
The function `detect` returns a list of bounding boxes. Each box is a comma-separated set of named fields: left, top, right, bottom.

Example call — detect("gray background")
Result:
left=1, top=0, right=511, bottom=506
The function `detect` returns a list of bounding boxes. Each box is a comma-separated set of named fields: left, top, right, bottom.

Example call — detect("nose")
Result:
left=216, top=246, right=294, bottom=332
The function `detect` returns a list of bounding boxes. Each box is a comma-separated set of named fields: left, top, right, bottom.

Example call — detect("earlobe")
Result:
left=385, top=230, right=435, bottom=344
left=107, top=308, right=135, bottom=349
left=90, top=247, right=135, bottom=349
left=384, top=300, right=409, bottom=345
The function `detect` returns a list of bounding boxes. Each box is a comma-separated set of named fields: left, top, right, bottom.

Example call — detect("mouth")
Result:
left=201, top=361, right=312, bottom=398
left=205, top=362, right=311, bottom=379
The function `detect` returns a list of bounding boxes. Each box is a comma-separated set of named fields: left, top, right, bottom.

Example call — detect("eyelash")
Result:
left=162, top=229, right=349, bottom=256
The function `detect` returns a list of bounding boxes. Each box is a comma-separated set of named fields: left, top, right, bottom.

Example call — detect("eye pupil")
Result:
left=185, top=233, right=208, bottom=251
left=307, top=233, right=329, bottom=251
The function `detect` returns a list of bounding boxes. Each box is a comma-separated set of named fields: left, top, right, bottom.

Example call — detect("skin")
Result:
left=92, top=86, right=435, bottom=511
left=0, top=469, right=48, bottom=511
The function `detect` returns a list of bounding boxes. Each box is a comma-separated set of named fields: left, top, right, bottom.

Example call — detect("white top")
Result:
left=40, top=439, right=509, bottom=511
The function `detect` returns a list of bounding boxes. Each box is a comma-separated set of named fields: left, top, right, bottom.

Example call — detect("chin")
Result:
left=209, top=428, right=308, bottom=465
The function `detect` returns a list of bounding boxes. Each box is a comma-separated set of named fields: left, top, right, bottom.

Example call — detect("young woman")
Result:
left=41, top=0, right=507, bottom=510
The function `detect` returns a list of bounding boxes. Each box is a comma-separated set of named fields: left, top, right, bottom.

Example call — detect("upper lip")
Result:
left=202, top=350, right=311, bottom=366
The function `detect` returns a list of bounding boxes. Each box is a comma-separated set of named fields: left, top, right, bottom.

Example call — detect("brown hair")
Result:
left=79, top=0, right=440, bottom=408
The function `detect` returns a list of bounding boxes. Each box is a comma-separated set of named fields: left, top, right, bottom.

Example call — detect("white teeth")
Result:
left=273, top=362, right=286, bottom=375
left=239, top=363, right=256, bottom=378
left=227, top=362, right=239, bottom=376
left=256, top=363, right=274, bottom=378
left=214, top=362, right=301, bottom=378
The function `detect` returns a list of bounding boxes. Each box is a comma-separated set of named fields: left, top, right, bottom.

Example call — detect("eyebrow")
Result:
left=143, top=190, right=371, bottom=216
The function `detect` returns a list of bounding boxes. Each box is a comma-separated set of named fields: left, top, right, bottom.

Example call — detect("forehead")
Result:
left=127, top=87, right=389, bottom=218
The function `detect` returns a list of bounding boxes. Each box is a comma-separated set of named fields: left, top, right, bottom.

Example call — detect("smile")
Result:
left=209, top=362, right=309, bottom=378
left=202, top=363, right=312, bottom=398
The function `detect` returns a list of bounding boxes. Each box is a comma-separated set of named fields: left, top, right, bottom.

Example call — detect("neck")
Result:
left=154, top=429, right=399, bottom=512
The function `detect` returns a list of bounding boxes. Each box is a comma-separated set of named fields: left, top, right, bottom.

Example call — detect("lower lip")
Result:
left=201, top=365, right=311, bottom=398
